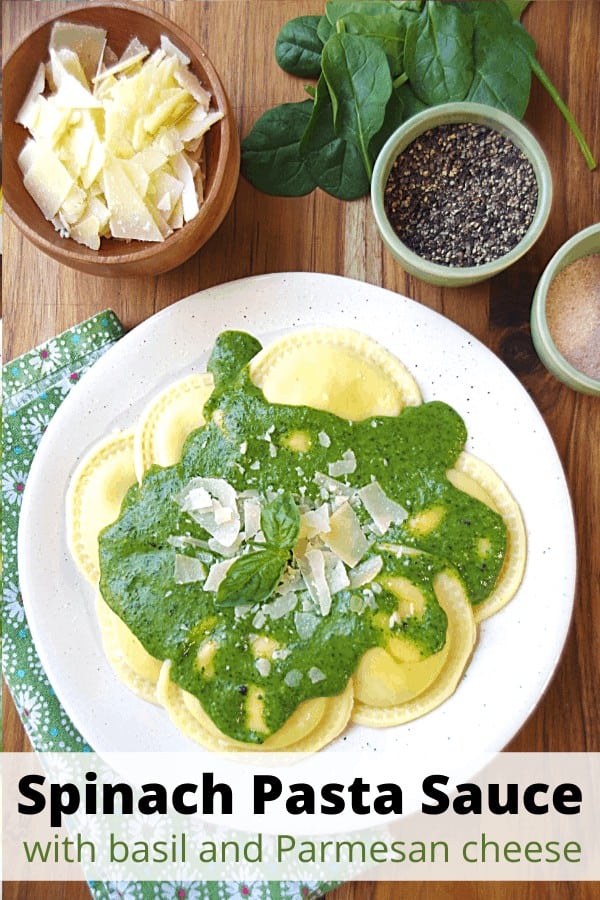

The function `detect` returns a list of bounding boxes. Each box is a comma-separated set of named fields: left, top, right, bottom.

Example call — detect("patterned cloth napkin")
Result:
left=2, top=310, right=337, bottom=900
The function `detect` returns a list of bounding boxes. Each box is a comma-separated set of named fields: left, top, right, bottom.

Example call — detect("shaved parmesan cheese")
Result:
left=275, top=569, right=304, bottom=595
left=21, top=141, right=74, bottom=219
left=321, top=501, right=369, bottom=568
left=298, top=548, right=332, bottom=616
left=93, top=36, right=149, bottom=83
left=298, top=503, right=330, bottom=539
left=174, top=554, right=206, bottom=584
left=161, top=34, right=190, bottom=66
left=16, top=63, right=46, bottom=129
left=243, top=497, right=262, bottom=538
left=174, top=66, right=211, bottom=108
left=358, top=481, right=408, bottom=535
left=17, top=27, right=222, bottom=247
left=171, top=151, right=200, bottom=222
left=173, top=477, right=240, bottom=547
left=318, top=431, right=331, bottom=448
left=204, top=557, right=237, bottom=592
left=102, top=155, right=165, bottom=242
left=168, top=534, right=210, bottom=551
left=323, top=551, right=350, bottom=594
left=308, top=666, right=326, bottom=684
left=349, top=554, right=383, bottom=588
left=265, top=592, right=298, bottom=620
left=294, top=611, right=319, bottom=639
left=255, top=658, right=271, bottom=677
left=18, top=139, right=39, bottom=176
left=50, top=46, right=90, bottom=90
left=284, top=670, right=303, bottom=688
left=48, top=21, right=107, bottom=83
left=253, top=609, right=267, bottom=630
left=70, top=214, right=101, bottom=250
left=207, top=535, right=243, bottom=558
left=328, top=449, right=357, bottom=477
left=314, top=471, right=354, bottom=499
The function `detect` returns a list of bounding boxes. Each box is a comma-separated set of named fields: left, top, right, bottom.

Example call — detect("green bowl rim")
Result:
left=530, top=222, right=600, bottom=394
left=371, top=102, right=553, bottom=283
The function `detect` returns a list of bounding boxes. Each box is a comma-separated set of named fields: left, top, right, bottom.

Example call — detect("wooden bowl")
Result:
left=3, top=1, right=240, bottom=277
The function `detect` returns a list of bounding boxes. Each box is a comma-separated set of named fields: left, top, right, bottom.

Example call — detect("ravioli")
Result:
left=67, top=327, right=525, bottom=750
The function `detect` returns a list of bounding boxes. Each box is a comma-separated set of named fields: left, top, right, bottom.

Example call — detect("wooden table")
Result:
left=3, top=2, right=599, bottom=899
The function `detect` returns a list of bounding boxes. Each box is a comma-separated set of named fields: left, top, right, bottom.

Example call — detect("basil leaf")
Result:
left=216, top=549, right=288, bottom=607
left=321, top=33, right=392, bottom=178
left=300, top=75, right=371, bottom=199
left=241, top=100, right=317, bottom=196
left=275, top=15, right=324, bottom=78
left=405, top=2, right=474, bottom=105
left=261, top=492, right=301, bottom=550
left=463, top=2, right=532, bottom=118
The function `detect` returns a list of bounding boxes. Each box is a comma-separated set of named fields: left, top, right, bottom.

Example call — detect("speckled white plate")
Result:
left=19, top=273, right=576, bottom=756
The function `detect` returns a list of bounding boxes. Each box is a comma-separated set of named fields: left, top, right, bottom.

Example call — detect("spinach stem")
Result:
left=530, top=55, right=597, bottom=170
left=393, top=72, right=409, bottom=89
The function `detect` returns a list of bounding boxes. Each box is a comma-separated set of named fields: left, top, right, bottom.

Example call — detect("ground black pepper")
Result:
left=384, top=123, right=538, bottom=267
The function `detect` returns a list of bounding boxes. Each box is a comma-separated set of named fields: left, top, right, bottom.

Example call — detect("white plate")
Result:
left=19, top=273, right=576, bottom=756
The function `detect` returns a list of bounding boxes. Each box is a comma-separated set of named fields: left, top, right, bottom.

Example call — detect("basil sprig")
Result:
left=216, top=549, right=288, bottom=607
left=216, top=493, right=300, bottom=607
left=260, top=491, right=301, bottom=550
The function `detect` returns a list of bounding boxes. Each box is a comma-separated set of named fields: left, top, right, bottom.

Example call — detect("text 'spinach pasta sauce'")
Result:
left=67, top=328, right=526, bottom=751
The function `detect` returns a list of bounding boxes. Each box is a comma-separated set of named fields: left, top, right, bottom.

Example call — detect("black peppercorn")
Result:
left=384, top=123, right=538, bottom=267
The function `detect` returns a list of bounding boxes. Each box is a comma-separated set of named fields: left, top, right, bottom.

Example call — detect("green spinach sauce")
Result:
left=99, top=331, right=506, bottom=743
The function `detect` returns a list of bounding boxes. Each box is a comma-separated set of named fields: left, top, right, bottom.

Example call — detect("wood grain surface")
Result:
left=3, top=2, right=599, bottom=899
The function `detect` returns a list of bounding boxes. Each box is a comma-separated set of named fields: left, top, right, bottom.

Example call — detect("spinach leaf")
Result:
left=325, top=1, right=413, bottom=26
left=300, top=75, right=371, bottom=199
left=395, top=81, right=428, bottom=119
left=261, top=492, right=301, bottom=550
left=321, top=33, right=392, bottom=177
left=337, top=11, right=409, bottom=76
left=502, top=0, right=530, bottom=19
left=317, top=13, right=334, bottom=45
left=241, top=0, right=595, bottom=196
left=404, top=2, right=475, bottom=105
left=241, top=100, right=317, bottom=196
left=216, top=549, right=288, bottom=607
left=369, top=86, right=406, bottom=160
left=275, top=15, right=324, bottom=78
left=463, top=1, right=532, bottom=118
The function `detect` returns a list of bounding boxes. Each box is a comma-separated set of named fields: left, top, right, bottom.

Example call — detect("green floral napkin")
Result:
left=2, top=311, right=337, bottom=900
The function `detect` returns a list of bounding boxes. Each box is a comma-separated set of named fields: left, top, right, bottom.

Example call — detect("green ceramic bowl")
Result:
left=530, top=223, right=600, bottom=395
left=371, top=102, right=553, bottom=287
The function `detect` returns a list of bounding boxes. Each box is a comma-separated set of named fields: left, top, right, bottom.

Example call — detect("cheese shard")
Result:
left=298, top=548, right=332, bottom=616
left=48, top=21, right=107, bottom=82
left=16, top=63, right=46, bottom=129
left=321, top=501, right=369, bottom=568
left=50, top=49, right=103, bottom=108
left=21, top=141, right=74, bottom=219
left=358, top=481, right=408, bottom=535
left=161, top=34, right=190, bottom=66
left=94, top=36, right=149, bottom=83
left=102, top=155, right=164, bottom=242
